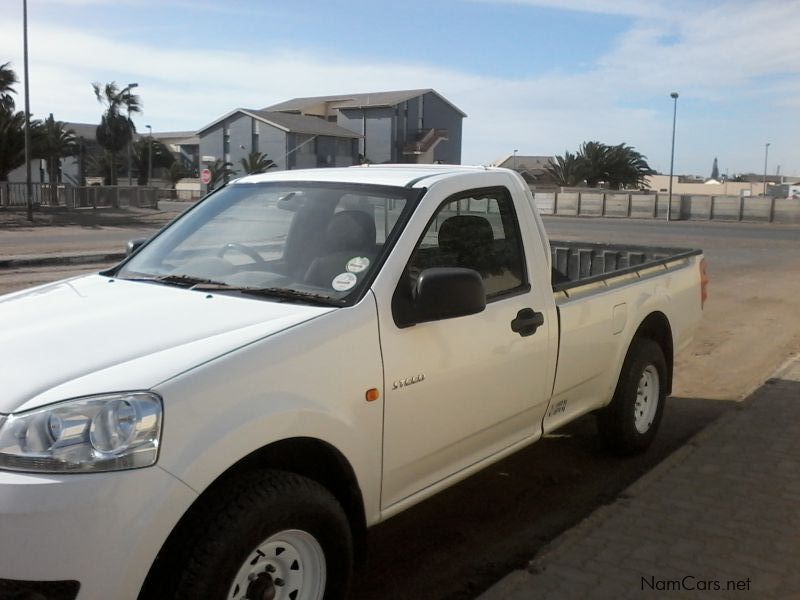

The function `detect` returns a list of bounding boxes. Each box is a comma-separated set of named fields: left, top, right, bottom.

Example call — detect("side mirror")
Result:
left=413, top=267, right=486, bottom=324
left=126, top=238, right=148, bottom=256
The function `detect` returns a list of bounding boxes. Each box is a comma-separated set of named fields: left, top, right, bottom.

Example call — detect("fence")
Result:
left=0, top=182, right=158, bottom=210
left=533, top=190, right=800, bottom=224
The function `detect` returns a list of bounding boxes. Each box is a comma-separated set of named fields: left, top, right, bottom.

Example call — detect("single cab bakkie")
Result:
left=0, top=165, right=708, bottom=600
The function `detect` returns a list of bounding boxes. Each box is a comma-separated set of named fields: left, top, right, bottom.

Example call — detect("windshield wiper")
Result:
left=122, top=274, right=228, bottom=288
left=191, top=284, right=341, bottom=306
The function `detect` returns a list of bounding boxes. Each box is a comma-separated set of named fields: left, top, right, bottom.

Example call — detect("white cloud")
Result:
left=471, top=0, right=671, bottom=18
left=1, top=0, right=798, bottom=175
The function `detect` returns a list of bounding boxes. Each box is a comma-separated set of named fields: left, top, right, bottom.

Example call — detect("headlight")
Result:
left=0, top=392, right=162, bottom=473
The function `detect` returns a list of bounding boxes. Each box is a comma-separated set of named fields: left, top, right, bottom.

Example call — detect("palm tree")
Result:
left=0, top=63, right=24, bottom=181
left=132, top=138, right=175, bottom=185
left=603, top=144, right=654, bottom=189
left=87, top=152, right=120, bottom=186
left=38, top=115, right=78, bottom=183
left=239, top=151, right=277, bottom=174
left=545, top=151, right=585, bottom=187
left=0, top=111, right=43, bottom=182
left=165, top=161, right=188, bottom=197
left=577, top=141, right=611, bottom=187
left=33, top=115, right=78, bottom=204
left=207, top=159, right=235, bottom=191
left=548, top=142, right=655, bottom=190
left=0, top=110, right=26, bottom=181
left=0, top=62, right=18, bottom=113
left=92, top=82, right=141, bottom=185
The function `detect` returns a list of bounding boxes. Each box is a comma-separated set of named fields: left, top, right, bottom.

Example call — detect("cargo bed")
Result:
left=550, top=241, right=702, bottom=292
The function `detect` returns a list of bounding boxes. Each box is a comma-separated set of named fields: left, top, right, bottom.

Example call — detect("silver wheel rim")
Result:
left=634, top=365, right=660, bottom=434
left=227, top=529, right=326, bottom=600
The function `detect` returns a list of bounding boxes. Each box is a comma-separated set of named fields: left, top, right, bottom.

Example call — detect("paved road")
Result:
left=0, top=201, right=189, bottom=257
left=0, top=263, right=115, bottom=295
left=2, top=216, right=799, bottom=599
left=542, top=215, right=800, bottom=270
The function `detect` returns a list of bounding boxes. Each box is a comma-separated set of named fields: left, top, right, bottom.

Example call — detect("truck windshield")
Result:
left=115, top=181, right=418, bottom=305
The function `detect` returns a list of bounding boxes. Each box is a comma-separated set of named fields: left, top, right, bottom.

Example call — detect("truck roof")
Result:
left=234, top=164, right=498, bottom=188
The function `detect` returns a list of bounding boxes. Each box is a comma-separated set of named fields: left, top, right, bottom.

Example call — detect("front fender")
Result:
left=154, top=295, right=384, bottom=525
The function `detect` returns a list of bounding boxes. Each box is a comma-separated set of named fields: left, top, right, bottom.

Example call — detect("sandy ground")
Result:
left=673, top=258, right=800, bottom=400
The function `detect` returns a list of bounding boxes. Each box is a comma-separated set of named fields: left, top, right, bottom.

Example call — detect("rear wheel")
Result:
left=597, top=337, right=667, bottom=455
left=173, top=470, right=353, bottom=600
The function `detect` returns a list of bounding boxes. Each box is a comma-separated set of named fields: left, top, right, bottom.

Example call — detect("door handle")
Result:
left=511, top=308, right=545, bottom=337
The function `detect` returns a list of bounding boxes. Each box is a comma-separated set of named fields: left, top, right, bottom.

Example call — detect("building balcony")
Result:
left=402, top=128, right=449, bottom=155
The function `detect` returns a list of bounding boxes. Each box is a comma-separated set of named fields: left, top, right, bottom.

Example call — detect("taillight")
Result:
left=699, top=258, right=709, bottom=309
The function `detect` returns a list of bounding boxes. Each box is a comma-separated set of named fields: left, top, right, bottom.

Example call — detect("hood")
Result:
left=0, top=275, right=334, bottom=413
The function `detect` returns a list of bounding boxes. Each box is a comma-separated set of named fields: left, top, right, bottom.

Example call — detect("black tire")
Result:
left=172, top=469, right=353, bottom=600
left=597, top=337, right=667, bottom=455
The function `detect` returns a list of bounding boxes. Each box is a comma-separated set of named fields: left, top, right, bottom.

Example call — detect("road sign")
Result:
left=200, top=168, right=211, bottom=185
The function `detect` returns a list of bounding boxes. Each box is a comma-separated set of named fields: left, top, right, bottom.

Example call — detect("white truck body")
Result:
left=0, top=166, right=705, bottom=599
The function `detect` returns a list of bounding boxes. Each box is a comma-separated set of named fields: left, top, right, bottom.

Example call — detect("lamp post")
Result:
left=513, top=149, right=518, bottom=170
left=146, top=124, right=152, bottom=186
left=667, top=92, right=679, bottom=222
left=22, top=0, right=33, bottom=221
left=125, top=82, right=139, bottom=186
left=763, top=143, right=770, bottom=197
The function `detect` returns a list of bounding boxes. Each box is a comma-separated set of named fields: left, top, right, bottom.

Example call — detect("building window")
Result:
left=296, top=134, right=316, bottom=154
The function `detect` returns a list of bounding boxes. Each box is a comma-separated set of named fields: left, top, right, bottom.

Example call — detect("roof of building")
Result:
left=197, top=109, right=362, bottom=138
left=490, top=154, right=554, bottom=171
left=62, top=122, right=200, bottom=146
left=247, top=110, right=362, bottom=138
left=64, top=122, right=98, bottom=139
left=152, top=131, right=199, bottom=145
left=263, top=88, right=467, bottom=117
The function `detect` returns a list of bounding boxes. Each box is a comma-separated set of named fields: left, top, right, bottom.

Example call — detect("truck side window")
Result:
left=409, top=188, right=527, bottom=299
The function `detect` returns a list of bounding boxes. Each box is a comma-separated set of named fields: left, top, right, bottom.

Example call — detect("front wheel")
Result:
left=597, top=337, right=667, bottom=455
left=173, top=470, right=353, bottom=600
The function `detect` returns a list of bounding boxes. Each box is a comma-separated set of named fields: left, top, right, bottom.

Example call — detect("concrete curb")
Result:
left=0, top=251, right=125, bottom=270
left=479, top=355, right=800, bottom=599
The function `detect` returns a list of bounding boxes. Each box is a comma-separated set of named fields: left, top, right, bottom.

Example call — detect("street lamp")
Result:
left=125, top=82, right=139, bottom=186
left=146, top=125, right=153, bottom=186
left=763, top=143, right=770, bottom=197
left=22, top=0, right=33, bottom=221
left=667, top=92, right=679, bottom=222
left=513, top=149, right=518, bottom=170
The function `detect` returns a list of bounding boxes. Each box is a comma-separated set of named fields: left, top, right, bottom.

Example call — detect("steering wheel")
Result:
left=217, top=242, right=266, bottom=265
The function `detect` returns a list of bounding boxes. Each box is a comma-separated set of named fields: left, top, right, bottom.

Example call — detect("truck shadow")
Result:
left=351, top=396, right=733, bottom=600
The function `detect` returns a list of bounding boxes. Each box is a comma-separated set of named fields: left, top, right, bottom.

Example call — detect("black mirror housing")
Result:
left=126, top=238, right=148, bottom=256
left=413, top=267, right=486, bottom=324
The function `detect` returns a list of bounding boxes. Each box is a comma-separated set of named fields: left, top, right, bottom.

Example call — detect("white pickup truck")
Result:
left=0, top=165, right=708, bottom=600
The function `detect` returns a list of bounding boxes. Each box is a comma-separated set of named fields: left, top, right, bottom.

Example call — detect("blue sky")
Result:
left=2, top=0, right=799, bottom=176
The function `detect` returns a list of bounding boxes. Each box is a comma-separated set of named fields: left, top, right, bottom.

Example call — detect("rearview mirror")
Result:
left=126, top=238, right=148, bottom=256
left=413, top=267, right=486, bottom=324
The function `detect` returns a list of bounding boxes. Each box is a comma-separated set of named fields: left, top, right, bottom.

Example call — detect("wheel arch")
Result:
left=139, top=436, right=367, bottom=598
left=632, top=311, right=674, bottom=395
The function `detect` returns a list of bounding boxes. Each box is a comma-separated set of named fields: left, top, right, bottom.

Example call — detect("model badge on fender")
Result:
left=392, top=374, right=425, bottom=390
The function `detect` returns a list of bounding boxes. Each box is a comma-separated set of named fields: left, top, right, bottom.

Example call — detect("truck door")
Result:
left=377, top=186, right=553, bottom=509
